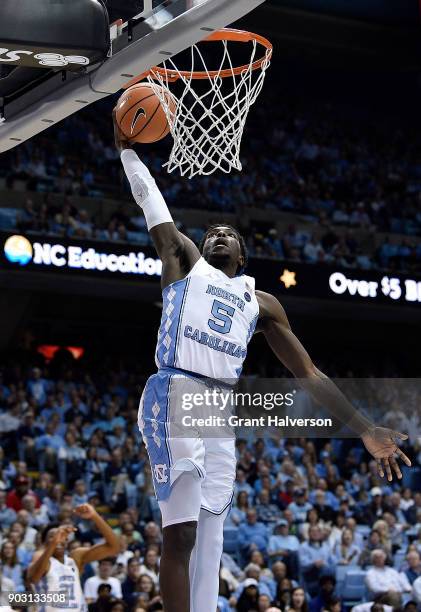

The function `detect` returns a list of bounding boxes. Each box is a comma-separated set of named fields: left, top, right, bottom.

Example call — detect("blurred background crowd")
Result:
left=0, top=350, right=421, bottom=612
left=1, top=6, right=421, bottom=611
left=1, top=92, right=421, bottom=274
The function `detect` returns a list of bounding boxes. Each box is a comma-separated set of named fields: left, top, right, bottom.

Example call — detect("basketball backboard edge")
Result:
left=0, top=0, right=266, bottom=153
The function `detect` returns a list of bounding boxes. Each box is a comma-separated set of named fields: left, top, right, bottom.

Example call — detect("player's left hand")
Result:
left=73, top=503, right=96, bottom=520
left=361, top=427, right=411, bottom=481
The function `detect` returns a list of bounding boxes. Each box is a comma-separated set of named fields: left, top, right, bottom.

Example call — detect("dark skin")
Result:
left=114, top=111, right=411, bottom=612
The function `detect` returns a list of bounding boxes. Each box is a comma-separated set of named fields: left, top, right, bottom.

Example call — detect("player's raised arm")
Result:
left=70, top=504, right=120, bottom=572
left=113, top=110, right=200, bottom=287
left=255, top=290, right=412, bottom=481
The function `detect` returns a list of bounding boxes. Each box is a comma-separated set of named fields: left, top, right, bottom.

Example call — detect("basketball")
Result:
left=115, top=83, right=175, bottom=144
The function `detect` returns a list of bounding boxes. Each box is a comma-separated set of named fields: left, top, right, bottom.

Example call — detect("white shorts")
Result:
left=138, top=369, right=236, bottom=517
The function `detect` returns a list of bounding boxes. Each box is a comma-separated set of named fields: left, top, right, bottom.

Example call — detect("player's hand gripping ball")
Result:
left=115, top=83, right=176, bottom=144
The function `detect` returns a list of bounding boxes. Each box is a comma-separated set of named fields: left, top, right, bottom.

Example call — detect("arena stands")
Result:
left=0, top=350, right=420, bottom=611
left=1, top=42, right=421, bottom=612
left=1, top=91, right=421, bottom=274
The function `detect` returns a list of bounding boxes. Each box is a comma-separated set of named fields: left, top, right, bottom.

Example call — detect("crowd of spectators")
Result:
left=1, top=88, right=421, bottom=274
left=3, top=195, right=421, bottom=274
left=0, top=353, right=421, bottom=611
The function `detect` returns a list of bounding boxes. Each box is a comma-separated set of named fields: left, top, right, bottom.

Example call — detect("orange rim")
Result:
left=123, top=28, right=272, bottom=88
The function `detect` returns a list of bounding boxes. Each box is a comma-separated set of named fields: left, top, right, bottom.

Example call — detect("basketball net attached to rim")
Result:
left=125, top=28, right=272, bottom=178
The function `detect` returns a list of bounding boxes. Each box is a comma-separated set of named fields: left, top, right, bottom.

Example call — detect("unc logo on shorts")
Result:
left=154, top=464, right=169, bottom=483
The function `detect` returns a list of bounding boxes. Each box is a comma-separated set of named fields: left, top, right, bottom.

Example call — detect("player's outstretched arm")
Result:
left=70, top=504, right=120, bottom=572
left=256, top=290, right=412, bottom=481
left=113, top=110, right=200, bottom=287
left=27, top=525, right=76, bottom=584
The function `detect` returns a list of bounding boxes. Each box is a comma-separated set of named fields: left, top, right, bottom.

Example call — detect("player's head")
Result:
left=41, top=522, right=66, bottom=557
left=199, top=225, right=248, bottom=275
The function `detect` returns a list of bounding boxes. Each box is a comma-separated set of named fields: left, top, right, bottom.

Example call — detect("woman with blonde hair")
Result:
left=332, top=528, right=361, bottom=566
left=373, top=519, right=392, bottom=553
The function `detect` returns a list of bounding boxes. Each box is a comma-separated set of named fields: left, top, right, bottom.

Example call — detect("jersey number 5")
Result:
left=208, top=299, right=234, bottom=334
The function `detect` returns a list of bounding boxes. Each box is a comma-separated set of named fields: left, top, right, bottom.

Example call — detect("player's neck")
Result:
left=209, top=259, right=238, bottom=278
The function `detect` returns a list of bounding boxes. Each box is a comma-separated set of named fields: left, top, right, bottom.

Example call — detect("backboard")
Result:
left=0, top=0, right=266, bottom=153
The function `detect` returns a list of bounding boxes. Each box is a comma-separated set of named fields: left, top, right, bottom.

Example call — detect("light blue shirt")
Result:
left=35, top=433, right=64, bottom=451
left=299, top=541, right=333, bottom=570
left=237, top=521, right=269, bottom=552
left=288, top=501, right=313, bottom=523
left=268, top=534, right=300, bottom=554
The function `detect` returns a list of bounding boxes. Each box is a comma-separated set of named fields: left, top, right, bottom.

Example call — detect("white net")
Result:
left=146, top=32, right=272, bottom=178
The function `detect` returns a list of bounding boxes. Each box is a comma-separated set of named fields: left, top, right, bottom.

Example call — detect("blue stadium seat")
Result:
left=394, top=550, right=406, bottom=570
left=355, top=525, right=371, bottom=539
left=338, top=570, right=367, bottom=605
left=335, top=565, right=350, bottom=591
left=401, top=466, right=421, bottom=490
left=0, top=207, right=18, bottom=230
left=126, top=230, right=149, bottom=245
left=223, top=527, right=239, bottom=555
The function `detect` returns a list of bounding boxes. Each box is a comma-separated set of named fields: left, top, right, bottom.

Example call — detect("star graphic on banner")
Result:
left=280, top=269, right=297, bottom=289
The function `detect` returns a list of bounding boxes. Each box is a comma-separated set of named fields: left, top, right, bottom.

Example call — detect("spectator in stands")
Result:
left=84, top=558, right=123, bottom=603
left=236, top=579, right=260, bottom=612
left=57, top=431, right=87, bottom=487
left=0, top=540, right=24, bottom=590
left=0, top=563, right=15, bottom=595
left=87, top=583, right=113, bottom=612
left=35, top=421, right=65, bottom=473
left=134, top=574, right=162, bottom=609
left=226, top=490, right=250, bottom=528
left=331, top=528, right=361, bottom=566
left=17, top=411, right=42, bottom=465
left=412, top=574, right=421, bottom=605
left=238, top=509, right=269, bottom=563
left=8, top=524, right=33, bottom=567
left=298, top=526, right=334, bottom=596
left=288, top=490, right=313, bottom=524
left=312, top=490, right=336, bottom=524
left=372, top=520, right=392, bottom=556
left=0, top=491, right=16, bottom=530
left=122, top=557, right=141, bottom=605
left=405, top=550, right=421, bottom=584
left=16, top=509, right=37, bottom=551
left=288, top=587, right=309, bottom=612
left=308, top=575, right=338, bottom=612
left=365, top=488, right=388, bottom=523
left=359, top=530, right=389, bottom=568
left=303, top=235, right=324, bottom=263
left=6, top=476, right=40, bottom=512
left=268, top=519, right=299, bottom=577
left=365, top=549, right=411, bottom=607
left=116, top=534, right=134, bottom=569
left=256, top=489, right=280, bottom=524
left=139, top=547, right=159, bottom=585
left=21, top=493, right=49, bottom=528
left=300, top=508, right=326, bottom=541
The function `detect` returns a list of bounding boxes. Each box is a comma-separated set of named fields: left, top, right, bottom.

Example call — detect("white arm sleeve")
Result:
left=120, top=148, right=173, bottom=231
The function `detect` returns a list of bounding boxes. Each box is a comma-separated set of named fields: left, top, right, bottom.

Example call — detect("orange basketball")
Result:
left=115, top=83, right=175, bottom=144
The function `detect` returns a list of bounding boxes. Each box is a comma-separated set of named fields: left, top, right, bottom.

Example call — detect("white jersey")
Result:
left=155, top=257, right=259, bottom=380
left=37, top=556, right=86, bottom=612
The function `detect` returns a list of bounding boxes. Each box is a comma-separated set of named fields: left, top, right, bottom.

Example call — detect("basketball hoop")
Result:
left=126, top=28, right=272, bottom=178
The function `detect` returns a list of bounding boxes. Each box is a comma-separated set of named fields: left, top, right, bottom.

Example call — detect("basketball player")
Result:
left=27, top=503, right=119, bottom=611
left=113, top=112, right=411, bottom=612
